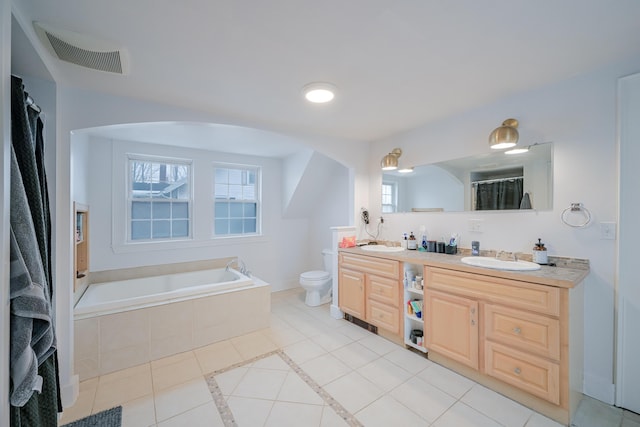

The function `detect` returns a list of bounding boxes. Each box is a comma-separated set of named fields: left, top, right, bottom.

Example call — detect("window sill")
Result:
left=112, top=234, right=268, bottom=254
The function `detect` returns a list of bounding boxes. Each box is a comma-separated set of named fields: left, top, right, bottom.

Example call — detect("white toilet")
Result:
left=299, top=249, right=334, bottom=307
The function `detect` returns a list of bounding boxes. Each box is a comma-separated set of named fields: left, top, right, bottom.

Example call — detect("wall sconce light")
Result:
left=381, top=148, right=402, bottom=170
left=489, top=118, right=519, bottom=149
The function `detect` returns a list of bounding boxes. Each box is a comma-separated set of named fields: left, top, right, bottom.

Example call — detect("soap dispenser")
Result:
left=533, top=238, right=548, bottom=265
left=408, top=232, right=417, bottom=250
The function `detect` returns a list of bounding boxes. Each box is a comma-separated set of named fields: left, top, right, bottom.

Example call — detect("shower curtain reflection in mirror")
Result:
left=472, top=177, right=524, bottom=210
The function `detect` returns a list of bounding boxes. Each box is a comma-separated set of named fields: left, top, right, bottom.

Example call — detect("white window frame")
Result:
left=212, top=163, right=261, bottom=237
left=381, top=181, right=398, bottom=213
left=126, top=154, right=193, bottom=242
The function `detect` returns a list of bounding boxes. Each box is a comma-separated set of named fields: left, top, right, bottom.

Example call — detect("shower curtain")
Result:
left=9, top=76, right=60, bottom=426
left=473, top=177, right=524, bottom=210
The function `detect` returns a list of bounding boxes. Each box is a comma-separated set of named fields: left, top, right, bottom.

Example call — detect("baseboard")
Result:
left=583, top=373, right=615, bottom=405
left=60, top=374, right=79, bottom=409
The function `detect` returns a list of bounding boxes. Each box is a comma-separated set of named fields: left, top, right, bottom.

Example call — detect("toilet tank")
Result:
left=322, top=249, right=335, bottom=273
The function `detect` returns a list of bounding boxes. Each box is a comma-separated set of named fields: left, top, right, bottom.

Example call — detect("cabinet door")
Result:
left=339, top=268, right=365, bottom=319
left=425, top=289, right=479, bottom=369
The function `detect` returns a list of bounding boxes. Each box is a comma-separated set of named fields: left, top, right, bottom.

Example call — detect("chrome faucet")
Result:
left=225, top=258, right=251, bottom=277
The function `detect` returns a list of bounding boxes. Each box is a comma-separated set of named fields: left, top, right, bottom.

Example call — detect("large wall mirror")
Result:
left=382, top=142, right=553, bottom=213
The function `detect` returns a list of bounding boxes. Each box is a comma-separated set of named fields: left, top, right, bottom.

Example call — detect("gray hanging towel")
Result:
left=520, top=192, right=532, bottom=209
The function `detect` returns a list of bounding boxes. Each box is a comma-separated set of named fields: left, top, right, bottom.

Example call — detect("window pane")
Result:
left=243, top=203, right=256, bottom=217
left=132, top=201, right=151, bottom=219
left=228, top=184, right=242, bottom=199
left=228, top=169, right=242, bottom=184
left=215, top=219, right=229, bottom=235
left=214, top=184, right=228, bottom=198
left=229, top=203, right=243, bottom=218
left=215, top=202, right=229, bottom=218
left=152, top=202, right=171, bottom=219
left=172, top=202, right=189, bottom=219
left=172, top=220, right=189, bottom=237
left=131, top=221, right=151, bottom=240
left=230, top=219, right=243, bottom=234
left=243, top=185, right=255, bottom=199
left=152, top=220, right=171, bottom=238
left=215, top=168, right=228, bottom=183
left=243, top=219, right=256, bottom=233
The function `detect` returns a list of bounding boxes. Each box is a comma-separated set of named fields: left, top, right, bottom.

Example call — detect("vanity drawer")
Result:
left=425, top=267, right=560, bottom=316
left=485, top=341, right=560, bottom=405
left=367, top=299, right=400, bottom=334
left=367, top=274, right=400, bottom=307
left=340, top=253, right=400, bottom=279
left=485, top=304, right=560, bottom=360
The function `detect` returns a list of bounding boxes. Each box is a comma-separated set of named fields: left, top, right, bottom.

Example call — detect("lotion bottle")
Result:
left=533, top=238, right=548, bottom=265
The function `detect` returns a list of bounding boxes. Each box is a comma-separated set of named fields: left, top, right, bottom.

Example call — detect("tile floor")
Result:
left=59, top=288, right=640, bottom=427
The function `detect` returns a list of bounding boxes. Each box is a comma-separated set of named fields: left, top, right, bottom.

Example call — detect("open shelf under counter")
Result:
left=405, top=313, right=423, bottom=322
left=406, top=287, right=424, bottom=296
left=404, top=339, right=428, bottom=353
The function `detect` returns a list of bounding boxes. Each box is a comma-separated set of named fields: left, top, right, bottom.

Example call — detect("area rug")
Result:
left=60, top=406, right=122, bottom=427
left=206, top=349, right=362, bottom=427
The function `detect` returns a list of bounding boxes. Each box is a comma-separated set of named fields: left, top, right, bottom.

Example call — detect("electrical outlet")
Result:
left=468, top=219, right=483, bottom=233
left=600, top=222, right=616, bottom=240
left=361, top=209, right=370, bottom=224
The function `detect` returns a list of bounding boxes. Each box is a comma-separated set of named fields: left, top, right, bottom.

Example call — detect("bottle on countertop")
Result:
left=402, top=233, right=408, bottom=250
left=408, top=232, right=417, bottom=250
left=533, top=238, right=548, bottom=265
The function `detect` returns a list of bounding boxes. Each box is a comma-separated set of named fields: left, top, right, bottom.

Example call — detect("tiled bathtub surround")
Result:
left=75, top=284, right=270, bottom=380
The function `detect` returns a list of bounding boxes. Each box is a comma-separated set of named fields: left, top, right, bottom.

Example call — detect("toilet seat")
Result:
left=300, top=270, right=330, bottom=281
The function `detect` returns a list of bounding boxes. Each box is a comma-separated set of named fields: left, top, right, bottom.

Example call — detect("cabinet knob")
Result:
left=514, top=367, right=522, bottom=375
left=513, top=327, right=522, bottom=335
left=471, top=319, right=476, bottom=325
left=470, top=307, right=476, bottom=314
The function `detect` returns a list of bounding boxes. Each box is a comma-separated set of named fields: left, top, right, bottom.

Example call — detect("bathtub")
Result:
left=73, top=267, right=270, bottom=380
left=74, top=268, right=253, bottom=319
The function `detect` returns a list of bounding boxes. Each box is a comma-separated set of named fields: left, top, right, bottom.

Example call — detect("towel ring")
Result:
left=561, top=203, right=591, bottom=228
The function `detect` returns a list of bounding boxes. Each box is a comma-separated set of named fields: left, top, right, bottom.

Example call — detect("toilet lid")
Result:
left=301, top=270, right=330, bottom=280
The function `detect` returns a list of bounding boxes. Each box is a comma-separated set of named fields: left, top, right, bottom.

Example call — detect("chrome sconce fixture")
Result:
left=489, top=118, right=519, bottom=150
left=381, top=148, right=402, bottom=170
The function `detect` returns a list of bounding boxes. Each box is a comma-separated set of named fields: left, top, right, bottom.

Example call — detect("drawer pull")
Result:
left=513, top=327, right=522, bottom=335
left=471, top=319, right=476, bottom=325
left=514, top=367, right=522, bottom=375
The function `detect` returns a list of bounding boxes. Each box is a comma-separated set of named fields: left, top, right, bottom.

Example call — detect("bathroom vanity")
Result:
left=337, top=247, right=588, bottom=426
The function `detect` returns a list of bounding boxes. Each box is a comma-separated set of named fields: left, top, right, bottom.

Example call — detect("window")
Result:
left=128, top=156, right=191, bottom=241
left=213, top=165, right=260, bottom=236
left=381, top=181, right=397, bottom=213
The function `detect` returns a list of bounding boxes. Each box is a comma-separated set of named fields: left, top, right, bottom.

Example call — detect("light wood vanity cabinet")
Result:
left=425, top=266, right=581, bottom=423
left=338, top=253, right=402, bottom=335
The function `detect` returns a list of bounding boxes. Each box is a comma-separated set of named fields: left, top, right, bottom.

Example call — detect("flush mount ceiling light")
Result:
left=505, top=147, right=529, bottom=155
left=489, top=118, right=519, bottom=150
left=302, top=82, right=336, bottom=103
left=381, top=148, right=402, bottom=170
left=398, top=166, right=414, bottom=173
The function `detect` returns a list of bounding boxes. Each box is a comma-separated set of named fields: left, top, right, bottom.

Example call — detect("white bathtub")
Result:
left=74, top=268, right=253, bottom=319
left=73, top=268, right=270, bottom=379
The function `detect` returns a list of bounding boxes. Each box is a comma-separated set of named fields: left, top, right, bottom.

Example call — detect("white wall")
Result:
left=79, top=135, right=316, bottom=291
left=367, top=57, right=640, bottom=404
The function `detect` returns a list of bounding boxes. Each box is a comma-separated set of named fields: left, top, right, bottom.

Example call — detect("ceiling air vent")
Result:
left=34, top=22, right=129, bottom=75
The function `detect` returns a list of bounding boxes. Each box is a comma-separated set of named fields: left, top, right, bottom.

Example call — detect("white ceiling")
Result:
left=13, top=0, right=640, bottom=144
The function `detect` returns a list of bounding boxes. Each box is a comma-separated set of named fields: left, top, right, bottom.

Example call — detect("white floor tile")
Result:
left=418, top=361, right=475, bottom=399
left=231, top=367, right=288, bottom=400
left=284, top=339, right=327, bottom=365
left=355, top=395, right=426, bottom=427
left=390, top=376, right=456, bottom=423
left=571, top=396, right=623, bottom=427
left=335, top=323, right=371, bottom=341
left=356, top=357, right=412, bottom=392
left=433, top=402, right=503, bottom=427
left=153, top=378, right=213, bottom=422
left=310, top=331, right=353, bottom=352
left=263, top=325, right=307, bottom=347
left=623, top=418, right=640, bottom=427
left=250, top=353, right=291, bottom=371
left=152, top=356, right=203, bottom=392
left=358, top=334, right=400, bottom=356
left=277, top=371, right=324, bottom=405
left=93, top=366, right=153, bottom=413
left=264, top=401, right=324, bottom=427
left=301, top=353, right=352, bottom=386
left=230, top=330, right=278, bottom=360
left=383, top=347, right=433, bottom=374
left=461, top=384, right=533, bottom=427
left=525, top=412, right=564, bottom=427
left=156, top=401, right=223, bottom=427
left=121, top=394, right=156, bottom=427
left=227, top=396, right=273, bottom=426
left=323, top=371, right=384, bottom=413
left=214, top=367, right=249, bottom=396
left=58, top=383, right=97, bottom=424
left=194, top=339, right=244, bottom=374
left=330, top=341, right=379, bottom=370
left=320, top=405, right=351, bottom=427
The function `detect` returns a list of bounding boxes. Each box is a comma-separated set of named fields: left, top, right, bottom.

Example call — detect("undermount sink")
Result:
left=460, top=256, right=541, bottom=271
left=360, top=245, right=406, bottom=253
